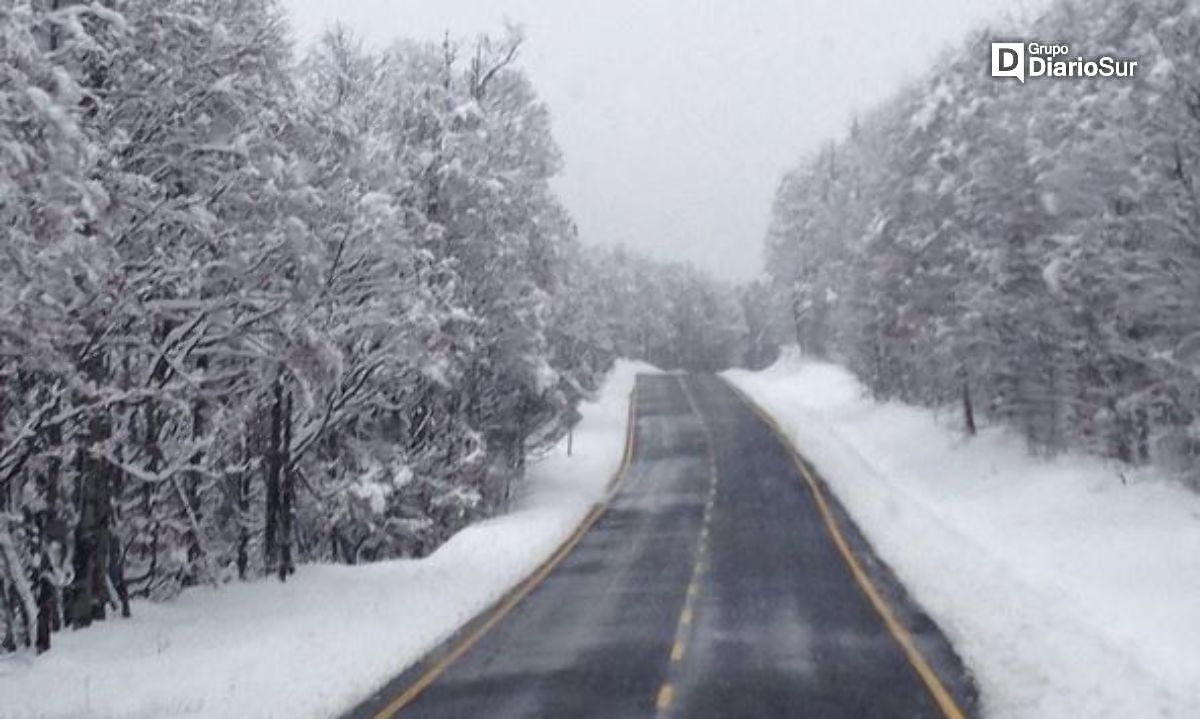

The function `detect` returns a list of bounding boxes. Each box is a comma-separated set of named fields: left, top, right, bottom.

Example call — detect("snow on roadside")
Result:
left=0, top=360, right=657, bottom=719
left=725, top=349, right=1200, bottom=719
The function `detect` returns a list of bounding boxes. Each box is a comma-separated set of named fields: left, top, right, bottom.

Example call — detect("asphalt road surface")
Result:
left=349, top=374, right=976, bottom=719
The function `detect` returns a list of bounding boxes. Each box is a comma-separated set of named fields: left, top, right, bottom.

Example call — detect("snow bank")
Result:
left=725, top=349, right=1200, bottom=719
left=0, top=360, right=656, bottom=719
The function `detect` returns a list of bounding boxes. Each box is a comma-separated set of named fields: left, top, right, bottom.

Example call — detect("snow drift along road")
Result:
left=0, top=360, right=656, bottom=719
left=725, top=349, right=1200, bottom=719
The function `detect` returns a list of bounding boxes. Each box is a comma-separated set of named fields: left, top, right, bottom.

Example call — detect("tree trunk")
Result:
left=35, top=573, right=53, bottom=652
left=184, top=356, right=210, bottom=576
left=962, top=379, right=977, bottom=437
left=35, top=413, right=64, bottom=651
left=263, top=378, right=283, bottom=576
left=67, top=415, right=113, bottom=628
left=1135, top=407, right=1150, bottom=463
left=108, top=533, right=130, bottom=618
left=0, top=523, right=37, bottom=649
left=278, top=390, right=294, bottom=582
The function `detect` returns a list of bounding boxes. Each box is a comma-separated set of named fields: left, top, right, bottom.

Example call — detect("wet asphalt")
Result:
left=347, top=374, right=976, bottom=719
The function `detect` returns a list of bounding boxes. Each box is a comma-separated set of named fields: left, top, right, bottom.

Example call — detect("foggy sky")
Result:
left=282, top=0, right=1034, bottom=280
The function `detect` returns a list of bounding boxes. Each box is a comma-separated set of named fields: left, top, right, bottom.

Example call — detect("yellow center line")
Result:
left=662, top=375, right=724, bottom=716
left=656, top=684, right=675, bottom=710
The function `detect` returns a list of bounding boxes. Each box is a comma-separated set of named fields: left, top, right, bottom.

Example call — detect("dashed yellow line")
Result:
left=656, top=684, right=675, bottom=710
left=720, top=378, right=969, bottom=719
left=657, top=375, right=727, bottom=715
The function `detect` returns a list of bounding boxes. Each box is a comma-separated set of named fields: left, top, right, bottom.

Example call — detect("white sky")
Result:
left=282, top=0, right=1034, bottom=279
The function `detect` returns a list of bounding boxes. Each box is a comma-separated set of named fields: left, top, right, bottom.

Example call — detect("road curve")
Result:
left=346, top=373, right=976, bottom=718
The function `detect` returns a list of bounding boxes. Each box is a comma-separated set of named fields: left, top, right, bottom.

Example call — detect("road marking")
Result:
left=368, top=386, right=641, bottom=719
left=720, top=378, right=969, bottom=719
left=661, top=374, right=725, bottom=716
left=656, top=684, right=675, bottom=710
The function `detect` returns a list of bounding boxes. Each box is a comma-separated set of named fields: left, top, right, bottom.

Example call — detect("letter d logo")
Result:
left=991, top=42, right=1025, bottom=83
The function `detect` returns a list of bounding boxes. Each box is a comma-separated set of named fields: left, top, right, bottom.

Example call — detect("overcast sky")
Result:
left=282, top=0, right=1034, bottom=280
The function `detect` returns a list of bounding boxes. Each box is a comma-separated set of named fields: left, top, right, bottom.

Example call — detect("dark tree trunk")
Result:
left=1, top=588, right=16, bottom=652
left=278, top=390, right=294, bottom=582
left=236, top=463, right=250, bottom=580
left=263, top=378, right=283, bottom=576
left=184, top=356, right=209, bottom=575
left=35, top=512, right=67, bottom=652
left=962, top=379, right=977, bottom=437
left=108, top=534, right=130, bottom=618
left=35, top=572, right=53, bottom=653
left=1135, top=407, right=1150, bottom=463
left=67, top=422, right=112, bottom=627
left=35, top=411, right=64, bottom=650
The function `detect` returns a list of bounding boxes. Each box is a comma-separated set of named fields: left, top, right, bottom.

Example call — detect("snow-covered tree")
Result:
left=764, top=0, right=1200, bottom=476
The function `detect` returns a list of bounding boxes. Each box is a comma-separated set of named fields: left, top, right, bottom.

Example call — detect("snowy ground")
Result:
left=0, top=360, right=655, bottom=719
left=725, top=350, right=1200, bottom=719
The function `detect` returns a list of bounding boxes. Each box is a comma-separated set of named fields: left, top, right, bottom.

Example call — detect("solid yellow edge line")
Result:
left=719, top=378, right=968, bottom=719
left=371, top=384, right=641, bottom=719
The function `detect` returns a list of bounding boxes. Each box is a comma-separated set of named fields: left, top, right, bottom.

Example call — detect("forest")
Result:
left=766, top=0, right=1200, bottom=479
left=0, top=0, right=767, bottom=653
left=9, top=0, right=1199, bottom=663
